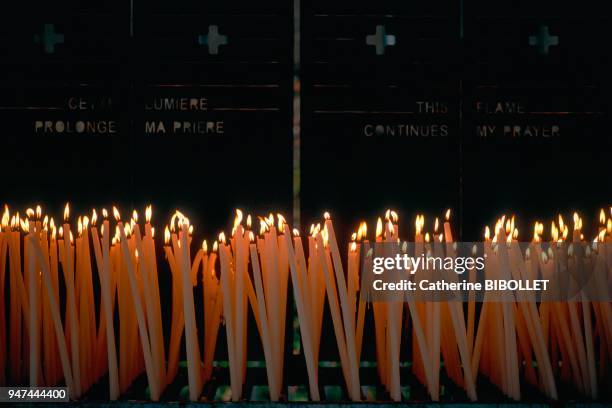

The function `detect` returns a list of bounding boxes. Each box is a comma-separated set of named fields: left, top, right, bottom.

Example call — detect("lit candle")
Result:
left=218, top=232, right=240, bottom=400
left=114, top=207, right=158, bottom=400
left=164, top=225, right=183, bottom=384
left=90, top=210, right=119, bottom=400
left=176, top=213, right=203, bottom=401
left=28, top=229, right=75, bottom=397
left=249, top=231, right=279, bottom=400
left=26, top=221, right=40, bottom=386
left=283, top=223, right=319, bottom=401
left=323, top=212, right=361, bottom=400
left=62, top=204, right=82, bottom=397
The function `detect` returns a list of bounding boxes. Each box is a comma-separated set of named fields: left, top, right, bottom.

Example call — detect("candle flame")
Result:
left=59, top=226, right=64, bottom=238
left=357, top=221, right=367, bottom=241
left=551, top=222, right=559, bottom=242
left=600, top=209, right=606, bottom=225
left=249, top=231, right=255, bottom=242
left=415, top=214, right=423, bottom=235
left=26, top=208, right=34, bottom=218
left=485, top=226, right=490, bottom=240
left=293, top=228, right=300, bottom=237
left=573, top=212, right=580, bottom=230
left=376, top=217, right=383, bottom=238
left=83, top=216, right=89, bottom=230
left=20, top=218, right=29, bottom=232
left=277, top=214, right=286, bottom=231
left=69, top=231, right=74, bottom=244
left=124, top=223, right=132, bottom=237
left=234, top=209, right=243, bottom=229
left=92, top=209, right=98, bottom=226
left=558, top=215, right=564, bottom=232
left=64, top=203, right=70, bottom=221
left=390, top=210, right=398, bottom=223
left=77, top=217, right=83, bottom=236
left=36, top=205, right=42, bottom=219
left=164, top=226, right=170, bottom=244
left=213, top=241, right=218, bottom=252
left=562, top=225, right=568, bottom=240
left=495, top=218, right=504, bottom=237
left=43, top=215, right=48, bottom=229
left=445, top=208, right=451, bottom=221
left=101, top=224, right=105, bottom=237
left=132, top=210, right=138, bottom=223
left=385, top=209, right=391, bottom=221
left=350, top=241, right=357, bottom=252
left=246, top=214, right=252, bottom=229
left=102, top=208, right=108, bottom=219
left=146, top=205, right=152, bottom=223
left=533, top=222, right=542, bottom=242
left=51, top=225, right=57, bottom=240
left=323, top=211, right=330, bottom=221
left=1, top=207, right=9, bottom=229
left=598, top=229, right=606, bottom=242
left=219, top=232, right=226, bottom=244
left=113, top=206, right=120, bottom=221
left=351, top=232, right=357, bottom=241
left=189, top=225, right=193, bottom=235
left=425, top=232, right=430, bottom=243
left=259, top=218, right=267, bottom=235
left=434, top=217, right=439, bottom=233
left=203, top=240, right=208, bottom=253
left=607, top=219, right=611, bottom=234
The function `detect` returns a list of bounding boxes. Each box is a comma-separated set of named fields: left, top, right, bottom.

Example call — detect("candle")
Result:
left=323, top=212, right=361, bottom=400
left=62, top=204, right=82, bottom=397
left=114, top=207, right=158, bottom=400
left=218, top=231, right=240, bottom=400
left=315, top=230, right=353, bottom=398
left=26, top=224, right=40, bottom=386
left=28, top=229, right=75, bottom=396
left=249, top=232, right=279, bottom=400
left=0, top=210, right=8, bottom=386
left=178, top=214, right=203, bottom=401
left=233, top=211, right=247, bottom=391
left=164, top=226, right=183, bottom=384
left=283, top=223, right=319, bottom=401
left=132, top=211, right=163, bottom=398
left=90, top=210, right=119, bottom=400
left=441, top=212, right=477, bottom=400
left=144, top=208, right=166, bottom=391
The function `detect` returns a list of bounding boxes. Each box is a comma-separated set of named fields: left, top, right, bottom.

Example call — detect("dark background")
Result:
left=301, top=0, right=611, bottom=241
left=0, top=0, right=293, bottom=234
